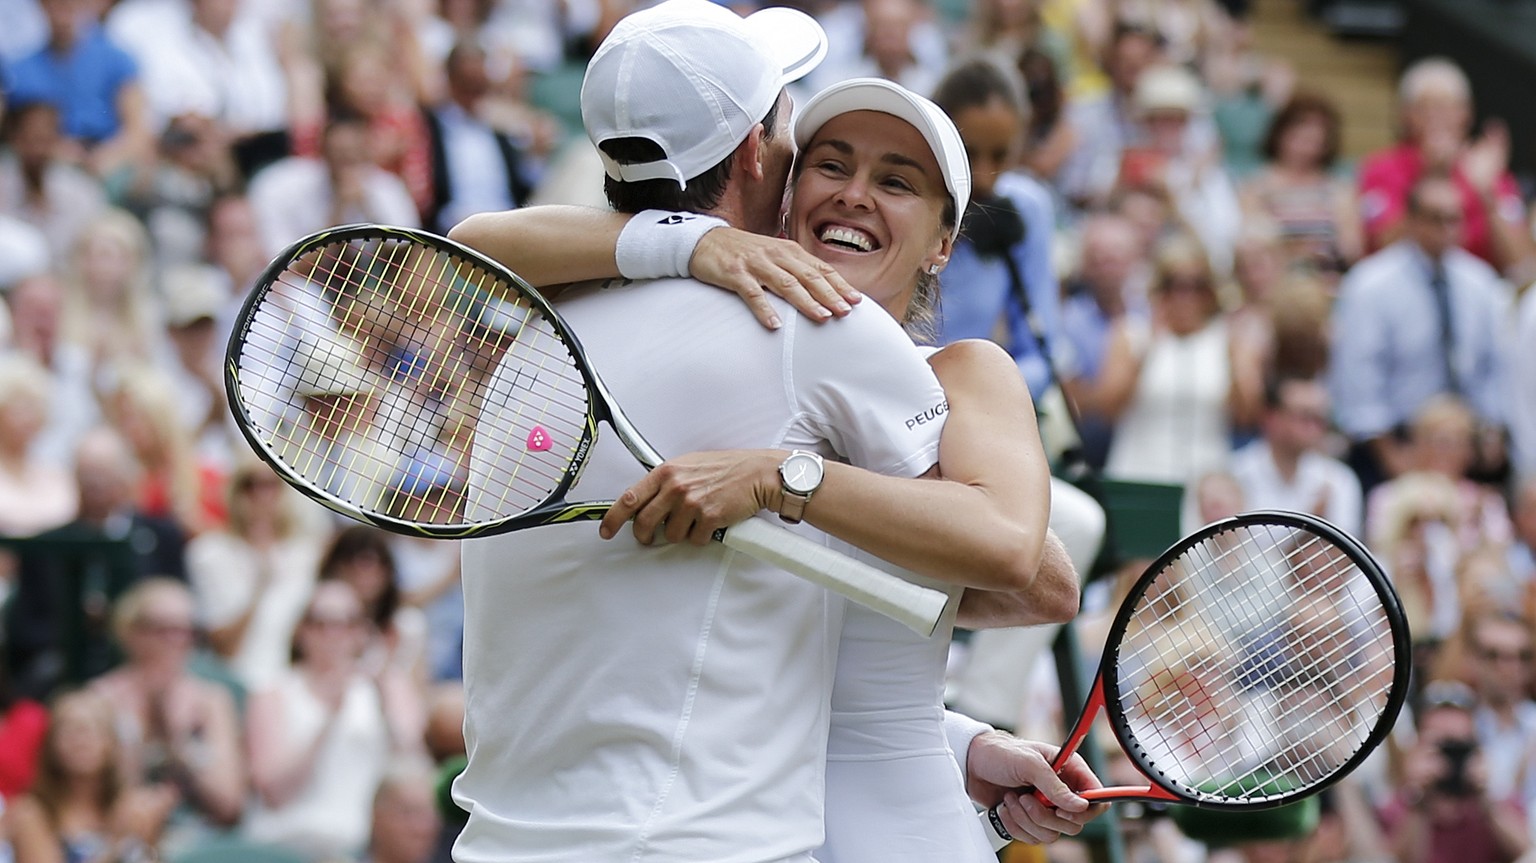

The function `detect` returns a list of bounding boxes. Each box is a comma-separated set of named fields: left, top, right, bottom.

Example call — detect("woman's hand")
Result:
left=599, top=450, right=784, bottom=546
left=689, top=229, right=861, bottom=329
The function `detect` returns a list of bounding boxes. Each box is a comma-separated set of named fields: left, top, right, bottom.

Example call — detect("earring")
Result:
left=927, top=263, right=942, bottom=275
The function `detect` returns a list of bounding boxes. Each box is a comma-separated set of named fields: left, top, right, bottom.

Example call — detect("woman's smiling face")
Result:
left=788, top=111, right=953, bottom=319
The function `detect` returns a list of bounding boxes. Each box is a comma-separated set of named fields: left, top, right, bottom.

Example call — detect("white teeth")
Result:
left=819, top=225, right=874, bottom=252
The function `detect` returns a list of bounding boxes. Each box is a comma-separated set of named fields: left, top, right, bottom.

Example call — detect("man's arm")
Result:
left=956, top=530, right=1080, bottom=629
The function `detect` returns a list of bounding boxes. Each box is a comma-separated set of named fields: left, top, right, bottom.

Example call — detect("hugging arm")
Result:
left=447, top=207, right=858, bottom=326
left=604, top=339, right=1074, bottom=611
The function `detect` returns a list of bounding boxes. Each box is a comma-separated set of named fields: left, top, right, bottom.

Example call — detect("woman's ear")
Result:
left=923, top=233, right=955, bottom=275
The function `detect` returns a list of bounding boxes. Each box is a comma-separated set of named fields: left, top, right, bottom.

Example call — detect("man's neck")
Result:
left=1267, top=441, right=1302, bottom=481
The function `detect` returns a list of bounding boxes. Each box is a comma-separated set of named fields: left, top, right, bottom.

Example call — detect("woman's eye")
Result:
left=882, top=176, right=915, bottom=192
left=816, top=161, right=847, bottom=175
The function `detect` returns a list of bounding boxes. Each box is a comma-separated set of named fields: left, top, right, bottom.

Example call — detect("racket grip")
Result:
left=980, top=807, right=1013, bottom=851
left=718, top=517, right=948, bottom=636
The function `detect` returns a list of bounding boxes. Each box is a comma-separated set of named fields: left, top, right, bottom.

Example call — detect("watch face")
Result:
left=783, top=452, right=824, bottom=495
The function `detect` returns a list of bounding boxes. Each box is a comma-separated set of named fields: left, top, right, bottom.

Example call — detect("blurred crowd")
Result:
left=0, top=0, right=1534, bottom=861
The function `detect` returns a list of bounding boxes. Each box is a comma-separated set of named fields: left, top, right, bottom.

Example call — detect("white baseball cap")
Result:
left=793, top=77, right=972, bottom=238
left=581, top=0, right=828, bottom=188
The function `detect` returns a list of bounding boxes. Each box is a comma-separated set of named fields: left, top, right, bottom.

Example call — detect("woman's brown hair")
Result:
left=1261, top=92, right=1343, bottom=169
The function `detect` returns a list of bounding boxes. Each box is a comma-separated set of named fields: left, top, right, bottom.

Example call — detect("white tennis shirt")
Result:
left=454, top=278, right=947, bottom=863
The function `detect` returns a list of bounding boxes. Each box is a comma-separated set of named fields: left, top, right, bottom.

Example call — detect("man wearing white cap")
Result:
left=452, top=3, right=957, bottom=861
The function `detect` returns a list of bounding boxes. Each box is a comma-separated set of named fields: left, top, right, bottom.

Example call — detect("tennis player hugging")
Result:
left=449, top=1, right=1109, bottom=860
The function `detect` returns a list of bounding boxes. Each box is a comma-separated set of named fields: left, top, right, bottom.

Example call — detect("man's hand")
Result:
left=966, top=732, right=1108, bottom=844
left=599, top=450, right=784, bottom=546
left=690, top=228, right=861, bottom=330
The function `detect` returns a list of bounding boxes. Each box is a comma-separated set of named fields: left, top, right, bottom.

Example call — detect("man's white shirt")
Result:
left=1229, top=440, right=1364, bottom=538
left=454, top=278, right=947, bottom=863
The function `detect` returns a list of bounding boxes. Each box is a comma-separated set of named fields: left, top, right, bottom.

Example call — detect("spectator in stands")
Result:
left=1088, top=233, right=1264, bottom=484
left=362, top=759, right=442, bottom=863
left=1057, top=20, right=1165, bottom=206
left=124, top=112, right=242, bottom=270
left=929, top=57, right=1060, bottom=401
left=1226, top=220, right=1282, bottom=381
left=244, top=580, right=423, bottom=861
left=1365, top=396, right=1512, bottom=559
left=1460, top=611, right=1536, bottom=809
left=392, top=532, right=462, bottom=683
left=1239, top=91, right=1362, bottom=277
left=295, top=40, right=433, bottom=214
left=158, top=265, right=232, bottom=464
left=318, top=526, right=428, bottom=685
left=1124, top=63, right=1241, bottom=273
left=1512, top=283, right=1536, bottom=484
left=186, top=459, right=323, bottom=690
left=0, top=662, right=47, bottom=802
left=809, top=0, right=949, bottom=96
left=1330, top=173, right=1510, bottom=492
left=3, top=272, right=99, bottom=467
left=970, top=0, right=1068, bottom=76
left=1230, top=375, right=1363, bottom=536
left=1117, top=0, right=1230, bottom=69
left=202, top=193, right=265, bottom=307
left=247, top=112, right=420, bottom=257
left=1511, top=477, right=1536, bottom=586
left=9, top=690, right=176, bottom=863
left=7, top=427, right=187, bottom=697
left=133, top=0, right=291, bottom=180
left=89, top=578, right=244, bottom=855
left=105, top=365, right=225, bottom=537
left=59, top=209, right=166, bottom=393
left=1015, top=46, right=1076, bottom=183
left=0, top=100, right=107, bottom=261
left=1267, top=275, right=1332, bottom=380
left=0, top=354, right=75, bottom=536
left=420, top=41, right=536, bottom=235
left=1358, top=57, right=1531, bottom=277
left=1059, top=212, right=1151, bottom=469
left=1379, top=680, right=1530, bottom=863
left=2, top=0, right=153, bottom=178
left=0, top=209, right=52, bottom=297
left=1369, top=470, right=1463, bottom=642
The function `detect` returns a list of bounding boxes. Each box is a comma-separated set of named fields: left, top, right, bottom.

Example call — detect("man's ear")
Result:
left=732, top=123, right=767, bottom=182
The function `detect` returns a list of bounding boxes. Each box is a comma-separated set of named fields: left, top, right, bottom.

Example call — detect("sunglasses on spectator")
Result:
left=304, top=614, right=362, bottom=630
left=1412, top=208, right=1463, bottom=226
left=1477, top=646, right=1533, bottom=663
left=1158, top=275, right=1212, bottom=294
left=134, top=617, right=195, bottom=638
left=237, top=474, right=284, bottom=492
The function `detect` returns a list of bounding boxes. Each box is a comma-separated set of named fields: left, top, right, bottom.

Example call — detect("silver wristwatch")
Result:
left=777, top=450, right=825, bottom=524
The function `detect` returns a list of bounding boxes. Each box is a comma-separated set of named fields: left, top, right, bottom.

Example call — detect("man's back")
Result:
left=454, top=278, right=946, bottom=863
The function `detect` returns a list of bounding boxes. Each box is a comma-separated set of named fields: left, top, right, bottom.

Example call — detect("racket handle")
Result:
left=980, top=807, right=1013, bottom=851
left=717, top=517, right=949, bottom=636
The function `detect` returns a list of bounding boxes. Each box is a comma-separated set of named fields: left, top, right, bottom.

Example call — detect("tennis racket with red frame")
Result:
left=225, top=224, right=951, bottom=635
left=982, top=510, right=1410, bottom=848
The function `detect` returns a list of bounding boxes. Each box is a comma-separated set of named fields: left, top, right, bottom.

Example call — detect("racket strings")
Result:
left=1114, top=523, right=1397, bottom=803
left=233, top=235, right=592, bottom=525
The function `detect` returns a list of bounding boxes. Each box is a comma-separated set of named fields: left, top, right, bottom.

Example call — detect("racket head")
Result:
left=225, top=224, right=615, bottom=538
left=1098, top=510, right=1410, bottom=810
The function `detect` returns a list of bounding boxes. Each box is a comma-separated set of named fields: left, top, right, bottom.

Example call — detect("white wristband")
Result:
left=615, top=209, right=729, bottom=280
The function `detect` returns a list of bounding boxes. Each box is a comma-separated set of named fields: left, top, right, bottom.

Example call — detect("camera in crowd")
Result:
left=1434, top=738, right=1479, bottom=798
